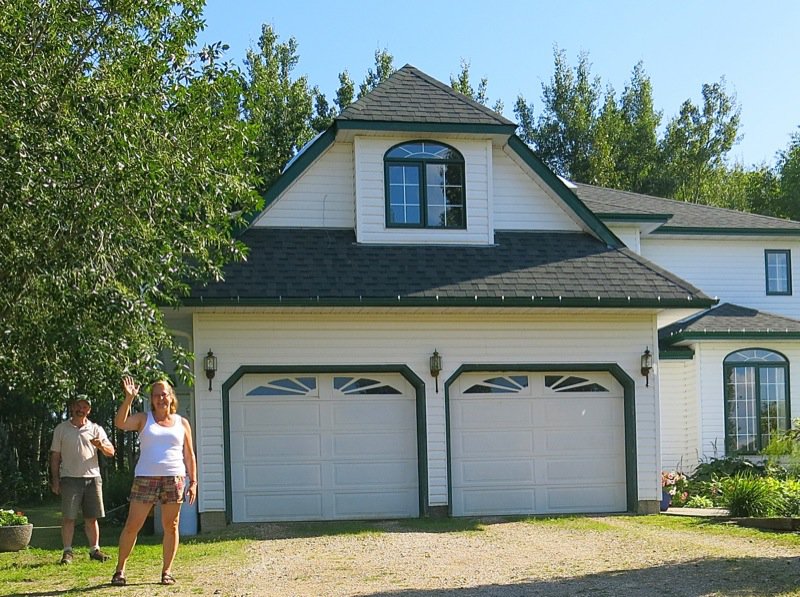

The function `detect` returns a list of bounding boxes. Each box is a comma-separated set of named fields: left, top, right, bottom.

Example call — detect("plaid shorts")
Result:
left=130, top=476, right=185, bottom=504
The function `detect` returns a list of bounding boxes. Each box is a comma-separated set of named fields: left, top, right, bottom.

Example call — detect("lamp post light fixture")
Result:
left=203, top=350, right=218, bottom=391
left=429, top=349, right=443, bottom=393
left=641, top=347, right=653, bottom=387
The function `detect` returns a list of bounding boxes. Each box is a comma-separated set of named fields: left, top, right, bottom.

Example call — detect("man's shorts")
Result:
left=61, top=477, right=105, bottom=519
left=130, top=476, right=185, bottom=504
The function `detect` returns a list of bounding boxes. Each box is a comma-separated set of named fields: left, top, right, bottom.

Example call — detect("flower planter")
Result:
left=660, top=490, right=672, bottom=512
left=0, top=524, right=33, bottom=551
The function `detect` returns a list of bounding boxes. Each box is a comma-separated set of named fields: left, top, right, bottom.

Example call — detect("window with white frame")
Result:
left=765, top=250, right=792, bottom=295
left=724, top=348, right=790, bottom=454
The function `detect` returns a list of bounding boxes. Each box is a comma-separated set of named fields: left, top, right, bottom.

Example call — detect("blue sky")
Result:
left=196, top=0, right=800, bottom=168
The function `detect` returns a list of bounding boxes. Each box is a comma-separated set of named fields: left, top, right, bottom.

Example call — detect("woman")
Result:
left=111, top=376, right=197, bottom=587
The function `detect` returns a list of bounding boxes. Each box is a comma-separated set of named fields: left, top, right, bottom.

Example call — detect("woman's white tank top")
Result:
left=134, top=412, right=186, bottom=477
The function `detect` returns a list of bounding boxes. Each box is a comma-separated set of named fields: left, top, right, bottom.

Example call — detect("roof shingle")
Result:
left=187, top=229, right=713, bottom=308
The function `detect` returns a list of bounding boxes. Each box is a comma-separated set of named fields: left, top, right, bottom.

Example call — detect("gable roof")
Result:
left=337, top=64, right=516, bottom=130
left=660, top=303, right=800, bottom=346
left=573, top=183, right=800, bottom=235
left=185, top=228, right=714, bottom=309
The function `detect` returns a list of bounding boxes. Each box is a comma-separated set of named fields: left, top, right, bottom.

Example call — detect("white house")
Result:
left=166, top=65, right=800, bottom=530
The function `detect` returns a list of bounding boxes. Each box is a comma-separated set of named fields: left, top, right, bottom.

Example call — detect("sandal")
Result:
left=111, top=571, right=127, bottom=586
left=161, top=571, right=176, bottom=585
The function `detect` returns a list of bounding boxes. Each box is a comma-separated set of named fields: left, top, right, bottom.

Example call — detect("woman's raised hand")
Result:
left=122, top=376, right=141, bottom=399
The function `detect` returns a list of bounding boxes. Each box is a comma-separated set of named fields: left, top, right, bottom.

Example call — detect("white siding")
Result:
left=492, top=151, right=582, bottom=232
left=642, top=238, right=800, bottom=319
left=190, top=310, right=659, bottom=513
left=606, top=225, right=641, bottom=253
left=354, top=136, right=493, bottom=245
left=253, top=142, right=355, bottom=228
left=659, top=358, right=699, bottom=472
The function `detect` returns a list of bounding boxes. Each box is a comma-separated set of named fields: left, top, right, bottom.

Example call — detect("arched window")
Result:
left=384, top=141, right=466, bottom=228
left=724, top=348, right=790, bottom=454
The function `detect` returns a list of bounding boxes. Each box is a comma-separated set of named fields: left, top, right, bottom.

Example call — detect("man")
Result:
left=50, top=397, right=115, bottom=564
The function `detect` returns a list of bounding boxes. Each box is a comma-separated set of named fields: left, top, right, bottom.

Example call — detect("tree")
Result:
left=243, top=24, right=316, bottom=192
left=0, top=0, right=260, bottom=411
left=517, top=48, right=600, bottom=180
left=656, top=79, right=741, bottom=202
left=776, top=129, right=800, bottom=220
left=358, top=49, right=395, bottom=98
left=450, top=59, right=504, bottom=114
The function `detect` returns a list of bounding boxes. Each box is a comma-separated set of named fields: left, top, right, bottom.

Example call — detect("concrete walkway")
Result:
left=662, top=507, right=730, bottom=517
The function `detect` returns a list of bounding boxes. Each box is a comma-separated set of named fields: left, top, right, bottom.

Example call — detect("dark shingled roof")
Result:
left=660, top=303, right=800, bottom=345
left=573, top=183, right=800, bottom=233
left=337, top=64, right=515, bottom=127
left=186, top=228, right=713, bottom=308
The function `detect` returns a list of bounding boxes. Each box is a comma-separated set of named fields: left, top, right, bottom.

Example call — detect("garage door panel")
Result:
left=541, top=399, right=620, bottom=426
left=455, top=400, right=533, bottom=426
left=544, top=458, right=622, bottom=484
left=456, top=430, right=534, bottom=456
left=545, top=486, right=627, bottom=512
left=241, top=463, right=322, bottom=489
left=334, top=490, right=419, bottom=518
left=242, top=493, right=323, bottom=521
left=544, top=428, right=623, bottom=452
left=235, top=401, right=321, bottom=431
left=332, top=399, right=414, bottom=427
left=461, top=489, right=536, bottom=515
left=240, top=433, right=322, bottom=459
left=333, top=432, right=416, bottom=458
left=333, top=461, right=417, bottom=486
left=459, top=460, right=534, bottom=484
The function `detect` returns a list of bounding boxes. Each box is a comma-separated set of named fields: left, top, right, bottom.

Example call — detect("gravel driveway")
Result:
left=174, top=515, right=800, bottom=597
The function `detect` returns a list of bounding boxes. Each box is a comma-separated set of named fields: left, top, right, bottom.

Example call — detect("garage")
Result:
left=228, top=372, right=420, bottom=522
left=449, top=371, right=627, bottom=516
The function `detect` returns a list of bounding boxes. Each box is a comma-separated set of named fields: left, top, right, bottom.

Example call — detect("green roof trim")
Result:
left=336, top=119, right=517, bottom=136
left=653, top=226, right=800, bottom=237
left=181, top=295, right=714, bottom=309
left=595, top=213, right=672, bottom=223
left=659, top=348, right=695, bottom=360
left=506, top=136, right=622, bottom=248
left=663, top=330, right=800, bottom=344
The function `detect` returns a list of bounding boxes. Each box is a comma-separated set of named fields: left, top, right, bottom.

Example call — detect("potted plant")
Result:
left=0, top=509, right=33, bottom=551
left=661, top=471, right=688, bottom=511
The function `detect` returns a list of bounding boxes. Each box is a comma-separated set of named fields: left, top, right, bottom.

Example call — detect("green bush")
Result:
left=721, top=475, right=784, bottom=517
left=777, top=478, right=800, bottom=516
left=684, top=495, right=714, bottom=509
left=691, top=457, right=765, bottom=483
left=103, top=468, right=133, bottom=510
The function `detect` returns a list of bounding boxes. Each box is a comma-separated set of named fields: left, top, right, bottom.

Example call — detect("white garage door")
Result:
left=450, top=372, right=627, bottom=516
left=229, top=373, right=419, bottom=522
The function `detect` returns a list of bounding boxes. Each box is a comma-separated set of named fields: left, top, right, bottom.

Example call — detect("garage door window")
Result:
left=545, top=375, right=609, bottom=393
left=334, top=377, right=402, bottom=395
left=246, top=377, right=318, bottom=396
left=463, top=375, right=529, bottom=394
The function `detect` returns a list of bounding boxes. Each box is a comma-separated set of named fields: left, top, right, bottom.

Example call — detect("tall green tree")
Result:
left=776, top=129, right=800, bottom=219
left=358, top=49, right=395, bottom=98
left=242, top=24, right=316, bottom=192
left=655, top=79, right=741, bottom=202
left=0, top=0, right=260, bottom=410
left=516, top=48, right=600, bottom=180
left=450, top=59, right=504, bottom=114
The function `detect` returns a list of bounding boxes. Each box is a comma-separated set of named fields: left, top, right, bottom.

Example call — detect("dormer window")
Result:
left=384, top=141, right=466, bottom=229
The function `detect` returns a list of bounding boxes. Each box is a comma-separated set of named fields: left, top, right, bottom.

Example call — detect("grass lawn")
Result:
left=0, top=500, right=254, bottom=595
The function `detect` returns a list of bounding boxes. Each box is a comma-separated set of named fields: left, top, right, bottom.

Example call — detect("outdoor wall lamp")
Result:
left=429, top=349, right=443, bottom=393
left=641, top=347, right=653, bottom=387
left=204, top=350, right=218, bottom=391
